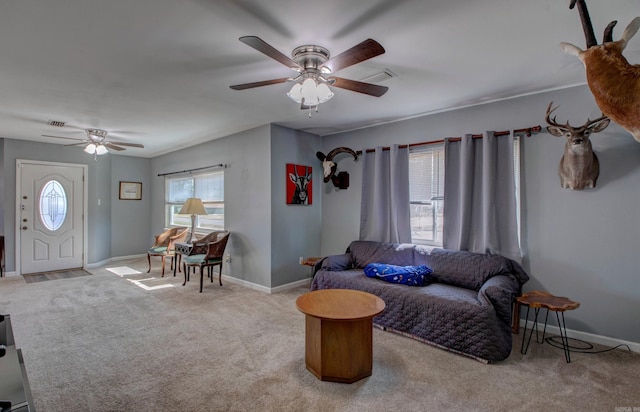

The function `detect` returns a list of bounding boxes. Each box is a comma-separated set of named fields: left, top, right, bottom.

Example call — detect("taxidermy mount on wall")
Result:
left=316, top=147, right=358, bottom=189
left=545, top=102, right=610, bottom=190
left=559, top=0, right=640, bottom=142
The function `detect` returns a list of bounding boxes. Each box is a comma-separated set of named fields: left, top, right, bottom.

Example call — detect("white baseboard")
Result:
left=270, top=278, right=311, bottom=293
left=220, top=274, right=310, bottom=294
left=2, top=271, right=18, bottom=277
left=520, top=318, right=640, bottom=353
left=86, top=254, right=146, bottom=269
left=220, top=274, right=271, bottom=293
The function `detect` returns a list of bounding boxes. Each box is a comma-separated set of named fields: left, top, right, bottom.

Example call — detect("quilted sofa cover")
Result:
left=310, top=241, right=529, bottom=362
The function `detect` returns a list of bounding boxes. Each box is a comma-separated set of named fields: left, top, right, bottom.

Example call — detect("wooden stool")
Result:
left=517, top=290, right=580, bottom=363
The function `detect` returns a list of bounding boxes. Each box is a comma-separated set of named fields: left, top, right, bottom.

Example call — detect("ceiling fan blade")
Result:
left=107, top=141, right=144, bottom=148
left=230, top=77, right=290, bottom=90
left=64, top=142, right=86, bottom=147
left=330, top=77, right=389, bottom=97
left=105, top=143, right=126, bottom=151
left=239, top=36, right=300, bottom=69
left=42, top=134, right=85, bottom=142
left=321, top=39, right=385, bottom=73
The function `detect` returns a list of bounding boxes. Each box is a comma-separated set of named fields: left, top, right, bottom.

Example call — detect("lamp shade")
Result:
left=287, top=78, right=334, bottom=107
left=95, top=144, right=109, bottom=155
left=287, top=83, right=303, bottom=103
left=84, top=143, right=97, bottom=154
left=178, top=198, right=208, bottom=215
left=316, top=83, right=334, bottom=103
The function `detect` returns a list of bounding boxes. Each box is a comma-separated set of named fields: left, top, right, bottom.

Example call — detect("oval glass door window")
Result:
left=39, top=180, right=68, bottom=231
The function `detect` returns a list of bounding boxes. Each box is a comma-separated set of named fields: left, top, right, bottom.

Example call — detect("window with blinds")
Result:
left=408, top=137, right=521, bottom=247
left=165, top=171, right=224, bottom=231
left=409, top=144, right=445, bottom=245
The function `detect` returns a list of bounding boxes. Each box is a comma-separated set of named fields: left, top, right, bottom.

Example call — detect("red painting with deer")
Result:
left=286, top=164, right=312, bottom=205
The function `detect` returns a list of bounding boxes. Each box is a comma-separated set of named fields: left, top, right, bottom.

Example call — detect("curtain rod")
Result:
left=157, top=163, right=225, bottom=177
left=356, top=125, right=542, bottom=155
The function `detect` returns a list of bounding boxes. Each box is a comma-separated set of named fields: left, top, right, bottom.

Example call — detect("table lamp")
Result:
left=178, top=198, right=207, bottom=243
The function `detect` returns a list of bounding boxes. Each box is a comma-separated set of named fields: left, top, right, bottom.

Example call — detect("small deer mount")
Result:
left=545, top=101, right=610, bottom=190
left=316, top=147, right=358, bottom=190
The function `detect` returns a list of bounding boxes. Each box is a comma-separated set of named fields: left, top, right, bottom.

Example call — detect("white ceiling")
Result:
left=1, top=0, right=638, bottom=157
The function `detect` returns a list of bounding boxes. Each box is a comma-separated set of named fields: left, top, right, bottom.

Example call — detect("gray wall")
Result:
left=111, top=155, right=152, bottom=257
left=320, top=84, right=640, bottom=343
left=150, top=125, right=274, bottom=288
left=149, top=124, right=323, bottom=289
left=270, top=124, right=322, bottom=287
left=1, top=138, right=151, bottom=270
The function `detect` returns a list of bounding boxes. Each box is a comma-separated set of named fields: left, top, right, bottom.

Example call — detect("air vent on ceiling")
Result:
left=360, top=69, right=397, bottom=84
left=47, top=120, right=66, bottom=127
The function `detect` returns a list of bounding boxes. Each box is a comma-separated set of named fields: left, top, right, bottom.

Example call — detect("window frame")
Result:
left=408, top=143, right=445, bottom=247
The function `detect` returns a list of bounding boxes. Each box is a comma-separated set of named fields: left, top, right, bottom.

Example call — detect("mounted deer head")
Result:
left=545, top=101, right=610, bottom=190
left=560, top=0, right=640, bottom=142
left=316, top=147, right=358, bottom=189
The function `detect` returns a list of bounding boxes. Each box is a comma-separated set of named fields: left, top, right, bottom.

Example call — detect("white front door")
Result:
left=18, top=161, right=85, bottom=274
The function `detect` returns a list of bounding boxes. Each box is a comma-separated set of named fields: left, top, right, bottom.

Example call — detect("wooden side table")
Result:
left=300, top=257, right=322, bottom=277
left=296, top=289, right=385, bottom=383
left=517, top=290, right=580, bottom=363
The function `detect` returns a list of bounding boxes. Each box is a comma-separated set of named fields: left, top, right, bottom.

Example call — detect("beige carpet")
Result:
left=1, top=258, right=639, bottom=411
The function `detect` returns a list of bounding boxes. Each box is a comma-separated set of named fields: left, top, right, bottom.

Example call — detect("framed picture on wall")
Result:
left=119, top=181, right=142, bottom=200
left=286, top=164, right=312, bottom=205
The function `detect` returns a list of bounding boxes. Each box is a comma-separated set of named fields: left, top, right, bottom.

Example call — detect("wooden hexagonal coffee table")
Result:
left=296, top=289, right=385, bottom=383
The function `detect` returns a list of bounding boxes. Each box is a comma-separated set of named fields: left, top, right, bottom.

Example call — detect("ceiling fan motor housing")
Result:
left=291, top=45, right=331, bottom=72
left=86, top=128, right=108, bottom=142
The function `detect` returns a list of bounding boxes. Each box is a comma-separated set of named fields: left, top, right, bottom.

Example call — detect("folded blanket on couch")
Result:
left=364, top=263, right=433, bottom=286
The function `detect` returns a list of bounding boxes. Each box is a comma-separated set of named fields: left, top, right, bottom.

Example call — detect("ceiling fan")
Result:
left=43, top=128, right=144, bottom=160
left=230, top=36, right=389, bottom=113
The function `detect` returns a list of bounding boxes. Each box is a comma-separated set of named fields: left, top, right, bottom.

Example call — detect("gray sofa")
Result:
left=310, top=240, right=529, bottom=362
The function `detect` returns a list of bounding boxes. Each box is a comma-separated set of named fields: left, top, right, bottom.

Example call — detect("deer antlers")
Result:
left=545, top=102, right=608, bottom=131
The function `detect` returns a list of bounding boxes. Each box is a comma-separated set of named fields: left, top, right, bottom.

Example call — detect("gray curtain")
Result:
left=443, top=132, right=520, bottom=260
left=360, top=145, right=411, bottom=243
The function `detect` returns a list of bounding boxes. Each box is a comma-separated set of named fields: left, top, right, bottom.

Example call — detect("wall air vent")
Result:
left=47, top=120, right=66, bottom=127
left=360, top=69, right=397, bottom=84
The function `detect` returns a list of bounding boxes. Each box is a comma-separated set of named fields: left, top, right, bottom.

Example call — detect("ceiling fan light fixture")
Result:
left=84, top=143, right=97, bottom=154
left=287, top=83, right=303, bottom=103
left=288, top=77, right=334, bottom=107
left=316, top=82, right=334, bottom=103
left=301, top=78, right=319, bottom=106
left=95, top=144, right=109, bottom=155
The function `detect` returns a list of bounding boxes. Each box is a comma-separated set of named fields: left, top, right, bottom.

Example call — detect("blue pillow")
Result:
left=364, top=263, right=433, bottom=286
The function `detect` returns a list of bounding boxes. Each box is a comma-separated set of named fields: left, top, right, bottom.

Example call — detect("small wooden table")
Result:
left=300, top=257, right=322, bottom=277
left=296, top=289, right=385, bottom=383
left=517, top=290, right=580, bottom=363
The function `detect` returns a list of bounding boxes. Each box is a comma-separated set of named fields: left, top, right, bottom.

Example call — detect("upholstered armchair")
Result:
left=182, top=230, right=230, bottom=292
left=147, top=227, right=189, bottom=277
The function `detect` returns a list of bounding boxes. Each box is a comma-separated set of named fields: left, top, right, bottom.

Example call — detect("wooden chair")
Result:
left=182, top=230, right=230, bottom=292
left=147, top=227, right=189, bottom=277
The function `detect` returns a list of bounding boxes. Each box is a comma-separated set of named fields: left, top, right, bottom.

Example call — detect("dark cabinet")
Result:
left=0, top=314, right=35, bottom=411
